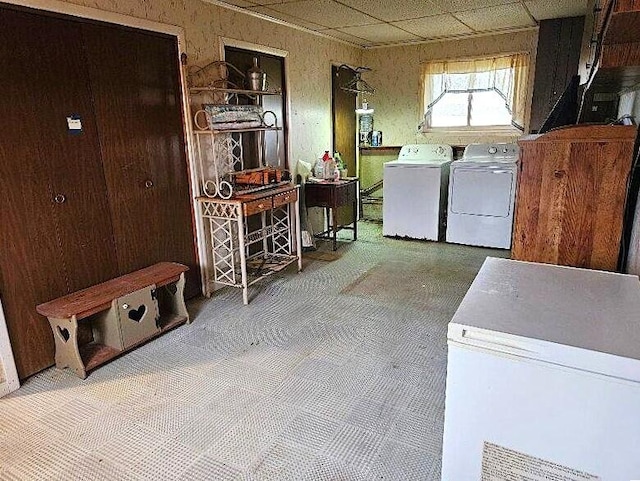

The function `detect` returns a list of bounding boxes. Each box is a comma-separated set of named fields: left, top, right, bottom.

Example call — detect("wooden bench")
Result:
left=36, top=262, right=189, bottom=378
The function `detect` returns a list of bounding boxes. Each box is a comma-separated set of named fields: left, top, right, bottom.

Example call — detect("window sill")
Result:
left=421, top=126, right=521, bottom=135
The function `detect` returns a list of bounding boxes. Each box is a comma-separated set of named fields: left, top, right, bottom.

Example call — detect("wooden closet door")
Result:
left=82, top=24, right=200, bottom=298
left=0, top=7, right=118, bottom=378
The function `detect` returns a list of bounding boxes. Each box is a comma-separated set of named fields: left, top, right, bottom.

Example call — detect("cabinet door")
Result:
left=512, top=143, right=570, bottom=264
left=513, top=133, right=634, bottom=270
left=0, top=8, right=118, bottom=378
left=82, top=25, right=200, bottom=298
left=560, top=140, right=632, bottom=270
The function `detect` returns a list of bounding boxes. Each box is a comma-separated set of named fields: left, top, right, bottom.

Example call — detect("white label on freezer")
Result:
left=481, top=442, right=600, bottom=481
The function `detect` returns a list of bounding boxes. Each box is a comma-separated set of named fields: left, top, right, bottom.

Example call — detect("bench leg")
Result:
left=48, top=315, right=86, bottom=379
left=173, top=273, right=189, bottom=323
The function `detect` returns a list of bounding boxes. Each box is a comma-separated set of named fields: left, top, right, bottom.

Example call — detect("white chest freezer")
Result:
left=442, top=257, right=640, bottom=480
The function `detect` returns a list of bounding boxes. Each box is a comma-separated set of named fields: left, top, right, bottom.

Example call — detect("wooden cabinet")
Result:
left=512, top=125, right=637, bottom=270
left=305, top=180, right=359, bottom=251
left=586, top=0, right=640, bottom=93
left=0, top=6, right=198, bottom=379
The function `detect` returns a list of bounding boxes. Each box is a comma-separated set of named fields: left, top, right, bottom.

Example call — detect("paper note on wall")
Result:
left=66, top=115, right=82, bottom=134
left=482, top=442, right=600, bottom=481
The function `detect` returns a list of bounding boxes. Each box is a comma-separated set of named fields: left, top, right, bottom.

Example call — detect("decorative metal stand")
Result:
left=198, top=187, right=302, bottom=304
left=187, top=82, right=302, bottom=304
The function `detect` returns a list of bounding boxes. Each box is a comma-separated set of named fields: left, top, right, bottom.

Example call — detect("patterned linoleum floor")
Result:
left=0, top=222, right=506, bottom=480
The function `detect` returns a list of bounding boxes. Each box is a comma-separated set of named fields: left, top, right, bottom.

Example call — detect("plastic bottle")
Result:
left=319, top=151, right=331, bottom=180
left=333, top=152, right=343, bottom=169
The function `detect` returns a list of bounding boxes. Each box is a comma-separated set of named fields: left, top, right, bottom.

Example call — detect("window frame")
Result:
left=420, top=53, right=529, bottom=135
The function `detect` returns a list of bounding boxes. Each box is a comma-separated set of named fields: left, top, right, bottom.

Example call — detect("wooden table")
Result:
left=305, top=178, right=358, bottom=251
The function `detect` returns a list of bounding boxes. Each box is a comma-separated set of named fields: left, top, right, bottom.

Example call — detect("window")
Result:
left=420, top=54, right=529, bottom=132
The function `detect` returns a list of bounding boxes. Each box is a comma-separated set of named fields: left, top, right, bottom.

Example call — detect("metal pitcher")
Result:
left=246, top=57, right=267, bottom=91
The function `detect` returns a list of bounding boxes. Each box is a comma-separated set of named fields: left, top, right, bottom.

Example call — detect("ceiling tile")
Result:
left=247, top=5, right=326, bottom=29
left=392, top=13, right=473, bottom=38
left=217, top=0, right=257, bottom=7
left=337, top=0, right=444, bottom=22
left=434, top=0, right=519, bottom=13
left=336, top=23, right=422, bottom=44
left=250, top=0, right=288, bottom=4
left=319, top=28, right=371, bottom=46
left=267, top=0, right=379, bottom=28
left=524, top=0, right=589, bottom=20
left=454, top=3, right=536, bottom=32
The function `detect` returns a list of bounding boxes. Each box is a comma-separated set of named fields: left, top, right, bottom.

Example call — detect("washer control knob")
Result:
left=502, top=147, right=509, bottom=153
left=488, top=146, right=498, bottom=154
left=436, top=146, right=445, bottom=155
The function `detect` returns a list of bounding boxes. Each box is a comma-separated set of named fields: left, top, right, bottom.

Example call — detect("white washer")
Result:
left=446, top=143, right=519, bottom=249
left=383, top=144, right=452, bottom=241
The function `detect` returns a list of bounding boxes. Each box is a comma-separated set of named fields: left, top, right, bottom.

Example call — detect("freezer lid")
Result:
left=448, top=323, right=640, bottom=383
left=448, top=258, right=640, bottom=379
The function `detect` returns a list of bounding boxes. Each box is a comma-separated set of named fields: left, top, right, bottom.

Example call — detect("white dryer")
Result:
left=446, top=143, right=519, bottom=249
left=383, top=144, right=453, bottom=241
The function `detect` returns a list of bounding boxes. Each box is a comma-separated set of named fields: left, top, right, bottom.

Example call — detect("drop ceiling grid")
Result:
left=391, top=13, right=475, bottom=39
left=210, top=0, right=589, bottom=47
left=524, top=0, right=591, bottom=21
left=249, top=4, right=327, bottom=30
left=335, top=23, right=422, bottom=45
left=454, top=2, right=537, bottom=31
left=264, top=0, right=380, bottom=29
left=335, top=0, right=445, bottom=23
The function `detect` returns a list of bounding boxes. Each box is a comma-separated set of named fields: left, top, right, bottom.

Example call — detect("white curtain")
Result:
left=420, top=53, right=530, bottom=130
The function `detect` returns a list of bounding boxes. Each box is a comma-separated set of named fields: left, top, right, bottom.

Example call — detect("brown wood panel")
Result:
left=0, top=7, right=119, bottom=378
left=615, top=0, right=640, bottom=12
left=82, top=24, right=200, bottom=298
left=512, top=125, right=636, bottom=271
left=586, top=0, right=640, bottom=93
left=33, top=19, right=119, bottom=294
left=600, top=42, right=640, bottom=68
left=332, top=66, right=357, bottom=175
left=529, top=17, right=584, bottom=132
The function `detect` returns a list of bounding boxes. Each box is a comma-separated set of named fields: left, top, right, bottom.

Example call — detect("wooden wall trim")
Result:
left=1, top=0, right=184, bottom=39
left=520, top=125, right=637, bottom=143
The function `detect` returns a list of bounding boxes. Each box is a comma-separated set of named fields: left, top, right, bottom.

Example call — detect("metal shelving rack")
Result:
left=190, top=86, right=284, bottom=199
left=189, top=86, right=302, bottom=304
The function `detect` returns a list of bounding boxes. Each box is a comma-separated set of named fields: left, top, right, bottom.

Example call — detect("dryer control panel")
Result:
left=464, top=143, right=519, bottom=161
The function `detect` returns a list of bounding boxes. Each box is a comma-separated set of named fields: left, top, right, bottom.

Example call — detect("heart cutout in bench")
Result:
left=167, top=283, right=177, bottom=296
left=57, top=326, right=70, bottom=342
left=128, top=305, right=146, bottom=322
